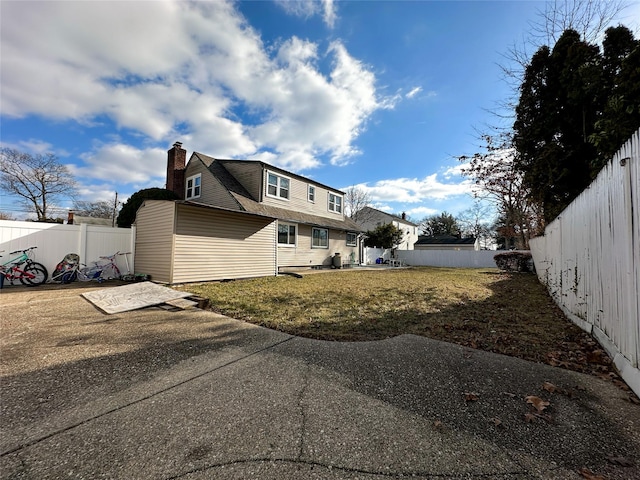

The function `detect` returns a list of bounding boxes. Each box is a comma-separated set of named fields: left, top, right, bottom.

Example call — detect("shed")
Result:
left=134, top=200, right=277, bottom=284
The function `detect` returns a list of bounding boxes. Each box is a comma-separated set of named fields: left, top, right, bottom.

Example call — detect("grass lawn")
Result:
left=186, top=267, right=616, bottom=379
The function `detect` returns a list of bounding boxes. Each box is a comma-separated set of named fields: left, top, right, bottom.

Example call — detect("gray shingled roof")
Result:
left=192, top=152, right=364, bottom=232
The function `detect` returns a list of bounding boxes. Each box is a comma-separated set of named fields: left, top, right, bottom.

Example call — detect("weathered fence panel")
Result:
left=530, top=129, right=640, bottom=397
left=0, top=220, right=135, bottom=277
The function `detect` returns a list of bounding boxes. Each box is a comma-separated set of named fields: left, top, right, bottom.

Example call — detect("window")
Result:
left=346, top=232, right=357, bottom=246
left=312, top=227, right=328, bottom=248
left=308, top=185, right=315, bottom=203
left=328, top=193, right=342, bottom=213
left=186, top=174, right=201, bottom=199
left=278, top=222, right=296, bottom=246
left=267, top=171, right=290, bottom=200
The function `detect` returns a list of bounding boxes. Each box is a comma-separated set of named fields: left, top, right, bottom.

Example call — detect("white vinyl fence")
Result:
left=530, top=129, right=640, bottom=397
left=363, top=247, right=499, bottom=268
left=398, top=250, right=499, bottom=268
left=0, top=220, right=135, bottom=279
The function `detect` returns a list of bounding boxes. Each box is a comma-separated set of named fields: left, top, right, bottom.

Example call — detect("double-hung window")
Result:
left=278, top=222, right=297, bottom=246
left=308, top=185, right=315, bottom=203
left=267, top=171, right=290, bottom=200
left=186, top=174, right=201, bottom=199
left=346, top=232, right=357, bottom=246
left=312, top=227, right=328, bottom=248
left=328, top=193, right=342, bottom=213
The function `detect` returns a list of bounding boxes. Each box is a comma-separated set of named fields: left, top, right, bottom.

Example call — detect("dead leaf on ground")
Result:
left=578, top=467, right=608, bottom=480
left=606, top=455, right=635, bottom=467
left=525, top=395, right=550, bottom=412
left=542, top=381, right=556, bottom=393
left=524, top=413, right=536, bottom=423
left=434, top=420, right=443, bottom=430
left=502, top=392, right=516, bottom=398
left=464, top=392, right=479, bottom=402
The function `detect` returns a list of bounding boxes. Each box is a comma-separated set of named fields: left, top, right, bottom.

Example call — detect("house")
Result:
left=133, top=142, right=364, bottom=284
left=354, top=206, right=419, bottom=250
left=414, top=235, right=479, bottom=251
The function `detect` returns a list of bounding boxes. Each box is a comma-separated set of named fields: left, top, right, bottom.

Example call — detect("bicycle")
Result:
left=0, top=247, right=49, bottom=286
left=77, top=252, right=121, bottom=282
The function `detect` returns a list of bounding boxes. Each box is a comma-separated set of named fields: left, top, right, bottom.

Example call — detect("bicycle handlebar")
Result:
left=9, top=246, right=37, bottom=255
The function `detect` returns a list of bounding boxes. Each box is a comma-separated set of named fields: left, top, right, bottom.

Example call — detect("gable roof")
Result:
left=415, top=235, right=476, bottom=245
left=190, top=152, right=363, bottom=232
left=356, top=206, right=418, bottom=226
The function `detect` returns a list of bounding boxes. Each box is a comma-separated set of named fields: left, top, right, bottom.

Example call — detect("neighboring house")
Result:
left=354, top=206, right=419, bottom=251
left=66, top=212, right=114, bottom=226
left=134, top=142, right=364, bottom=284
left=414, top=235, right=479, bottom=251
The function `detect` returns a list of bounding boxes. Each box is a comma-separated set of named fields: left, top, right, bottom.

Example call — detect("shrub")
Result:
left=494, top=251, right=534, bottom=272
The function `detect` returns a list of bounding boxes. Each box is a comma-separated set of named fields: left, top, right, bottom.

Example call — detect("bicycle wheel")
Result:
left=61, top=271, right=77, bottom=284
left=22, top=263, right=48, bottom=286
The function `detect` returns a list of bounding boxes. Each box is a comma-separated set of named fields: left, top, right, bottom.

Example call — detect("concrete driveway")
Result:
left=1, top=283, right=639, bottom=479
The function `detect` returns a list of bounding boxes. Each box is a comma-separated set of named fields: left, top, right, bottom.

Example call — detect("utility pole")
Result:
left=112, top=192, right=118, bottom=227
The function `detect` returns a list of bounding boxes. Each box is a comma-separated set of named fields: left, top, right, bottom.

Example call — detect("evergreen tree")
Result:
left=514, top=27, right=639, bottom=223
left=363, top=223, right=404, bottom=249
left=116, top=188, right=178, bottom=228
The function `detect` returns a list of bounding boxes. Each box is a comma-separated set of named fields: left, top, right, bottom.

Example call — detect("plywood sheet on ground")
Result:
left=81, top=282, right=192, bottom=314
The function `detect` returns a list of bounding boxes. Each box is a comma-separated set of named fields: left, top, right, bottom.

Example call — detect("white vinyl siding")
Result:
left=328, top=193, right=342, bottom=214
left=278, top=225, right=358, bottom=267
left=173, top=205, right=276, bottom=283
left=134, top=200, right=176, bottom=283
left=185, top=174, right=201, bottom=199
left=184, top=159, right=239, bottom=209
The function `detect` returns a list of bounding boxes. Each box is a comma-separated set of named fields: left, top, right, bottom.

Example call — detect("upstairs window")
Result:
left=186, top=174, right=201, bottom=199
left=308, top=185, right=315, bottom=203
left=267, top=171, right=290, bottom=200
left=278, top=222, right=297, bottom=246
left=328, top=193, right=342, bottom=214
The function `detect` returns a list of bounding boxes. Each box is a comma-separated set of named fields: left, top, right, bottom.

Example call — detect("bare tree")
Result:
left=73, top=200, right=115, bottom=218
left=459, top=134, right=543, bottom=249
left=0, top=148, right=77, bottom=222
left=344, top=186, right=372, bottom=223
left=457, top=201, right=495, bottom=249
left=0, top=211, right=16, bottom=220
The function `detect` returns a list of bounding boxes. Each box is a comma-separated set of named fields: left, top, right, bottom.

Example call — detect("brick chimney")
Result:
left=167, top=142, right=186, bottom=199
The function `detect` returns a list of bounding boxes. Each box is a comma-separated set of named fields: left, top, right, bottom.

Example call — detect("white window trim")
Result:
left=277, top=221, right=297, bottom=247
left=266, top=170, right=291, bottom=201
left=311, top=227, right=329, bottom=249
left=328, top=192, right=343, bottom=214
left=308, top=184, right=315, bottom=203
left=346, top=232, right=357, bottom=247
left=185, top=173, right=201, bottom=199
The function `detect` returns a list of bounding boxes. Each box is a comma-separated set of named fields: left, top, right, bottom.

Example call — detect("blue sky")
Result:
left=1, top=0, right=638, bottom=221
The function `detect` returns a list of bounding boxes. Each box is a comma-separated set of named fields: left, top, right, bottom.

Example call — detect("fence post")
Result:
left=78, top=223, right=88, bottom=264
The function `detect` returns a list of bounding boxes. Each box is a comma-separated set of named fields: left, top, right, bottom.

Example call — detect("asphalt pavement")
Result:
left=1, top=283, right=639, bottom=479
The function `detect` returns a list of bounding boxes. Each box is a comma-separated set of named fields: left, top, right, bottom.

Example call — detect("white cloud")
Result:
left=343, top=174, right=474, bottom=205
left=275, top=0, right=338, bottom=28
left=71, top=143, right=166, bottom=186
left=406, top=206, right=439, bottom=217
left=1, top=0, right=390, bottom=178
left=406, top=87, right=422, bottom=99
